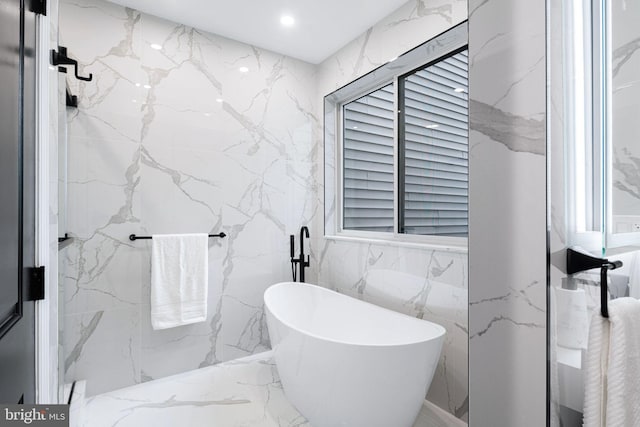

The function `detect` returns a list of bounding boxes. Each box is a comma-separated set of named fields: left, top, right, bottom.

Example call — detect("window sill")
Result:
left=323, top=234, right=468, bottom=253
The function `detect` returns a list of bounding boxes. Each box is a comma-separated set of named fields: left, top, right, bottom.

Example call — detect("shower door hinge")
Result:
left=30, top=0, right=47, bottom=15
left=25, top=266, right=45, bottom=301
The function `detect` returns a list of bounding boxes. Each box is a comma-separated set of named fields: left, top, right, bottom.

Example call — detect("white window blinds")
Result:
left=342, top=84, right=395, bottom=232
left=401, top=50, right=469, bottom=237
left=341, top=49, right=468, bottom=237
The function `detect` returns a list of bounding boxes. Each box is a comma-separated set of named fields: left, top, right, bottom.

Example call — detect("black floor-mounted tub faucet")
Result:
left=290, top=226, right=310, bottom=282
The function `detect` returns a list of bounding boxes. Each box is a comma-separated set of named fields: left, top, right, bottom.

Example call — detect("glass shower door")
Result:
left=549, top=0, right=640, bottom=425
left=57, top=71, right=70, bottom=404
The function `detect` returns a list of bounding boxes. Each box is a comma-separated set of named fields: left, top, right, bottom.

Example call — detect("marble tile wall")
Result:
left=59, top=0, right=318, bottom=396
left=468, top=0, right=547, bottom=426
left=315, top=0, right=469, bottom=420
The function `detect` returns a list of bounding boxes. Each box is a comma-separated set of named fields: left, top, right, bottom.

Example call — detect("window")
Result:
left=343, top=84, right=395, bottom=232
left=399, top=50, right=469, bottom=236
left=340, top=48, right=469, bottom=239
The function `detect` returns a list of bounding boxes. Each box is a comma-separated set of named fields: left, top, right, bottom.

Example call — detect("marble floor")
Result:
left=78, top=351, right=462, bottom=427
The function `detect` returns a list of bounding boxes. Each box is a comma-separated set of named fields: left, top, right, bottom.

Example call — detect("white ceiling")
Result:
left=105, top=0, right=410, bottom=64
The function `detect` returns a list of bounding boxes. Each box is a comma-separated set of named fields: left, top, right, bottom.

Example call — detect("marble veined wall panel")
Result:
left=59, top=0, right=317, bottom=395
left=468, top=0, right=547, bottom=425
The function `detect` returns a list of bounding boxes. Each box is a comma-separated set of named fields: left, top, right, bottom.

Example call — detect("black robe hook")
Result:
left=51, top=46, right=93, bottom=82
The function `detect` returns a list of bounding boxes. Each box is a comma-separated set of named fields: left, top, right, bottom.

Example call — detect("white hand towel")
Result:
left=584, top=297, right=640, bottom=426
left=151, top=233, right=208, bottom=330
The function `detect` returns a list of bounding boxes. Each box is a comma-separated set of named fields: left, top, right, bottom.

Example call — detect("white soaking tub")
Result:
left=264, top=282, right=445, bottom=427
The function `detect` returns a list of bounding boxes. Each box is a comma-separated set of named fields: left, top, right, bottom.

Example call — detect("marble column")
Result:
left=468, top=0, right=547, bottom=425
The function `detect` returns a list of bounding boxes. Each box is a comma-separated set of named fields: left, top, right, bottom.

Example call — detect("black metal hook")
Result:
left=51, top=46, right=93, bottom=82
left=57, top=67, right=79, bottom=108
left=66, top=86, right=78, bottom=108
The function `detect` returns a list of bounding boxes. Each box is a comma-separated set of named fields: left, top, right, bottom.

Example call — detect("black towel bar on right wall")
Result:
left=566, top=247, right=623, bottom=318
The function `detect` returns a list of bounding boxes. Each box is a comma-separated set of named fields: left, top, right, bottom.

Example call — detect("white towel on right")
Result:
left=584, top=297, right=640, bottom=427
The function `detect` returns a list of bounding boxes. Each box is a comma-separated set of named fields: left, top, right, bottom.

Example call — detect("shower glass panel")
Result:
left=550, top=0, right=640, bottom=425
left=549, top=2, right=598, bottom=422
left=57, top=72, right=70, bottom=404
left=605, top=0, right=640, bottom=250
left=564, top=0, right=602, bottom=254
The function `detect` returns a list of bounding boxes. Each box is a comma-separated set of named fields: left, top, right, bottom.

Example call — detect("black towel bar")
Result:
left=566, top=247, right=623, bottom=318
left=129, top=233, right=226, bottom=241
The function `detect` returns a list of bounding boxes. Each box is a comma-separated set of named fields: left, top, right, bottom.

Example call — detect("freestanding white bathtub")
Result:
left=264, top=282, right=446, bottom=427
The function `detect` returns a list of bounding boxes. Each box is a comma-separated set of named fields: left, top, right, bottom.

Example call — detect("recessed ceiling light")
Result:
left=150, top=43, right=162, bottom=50
left=216, top=98, right=224, bottom=103
left=426, top=124, right=439, bottom=129
left=132, top=99, right=137, bottom=103
left=239, top=66, right=249, bottom=73
left=280, top=15, right=295, bottom=27
left=454, top=88, right=465, bottom=93
left=143, top=84, right=151, bottom=89
left=204, top=112, right=211, bottom=117
left=135, top=83, right=141, bottom=87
